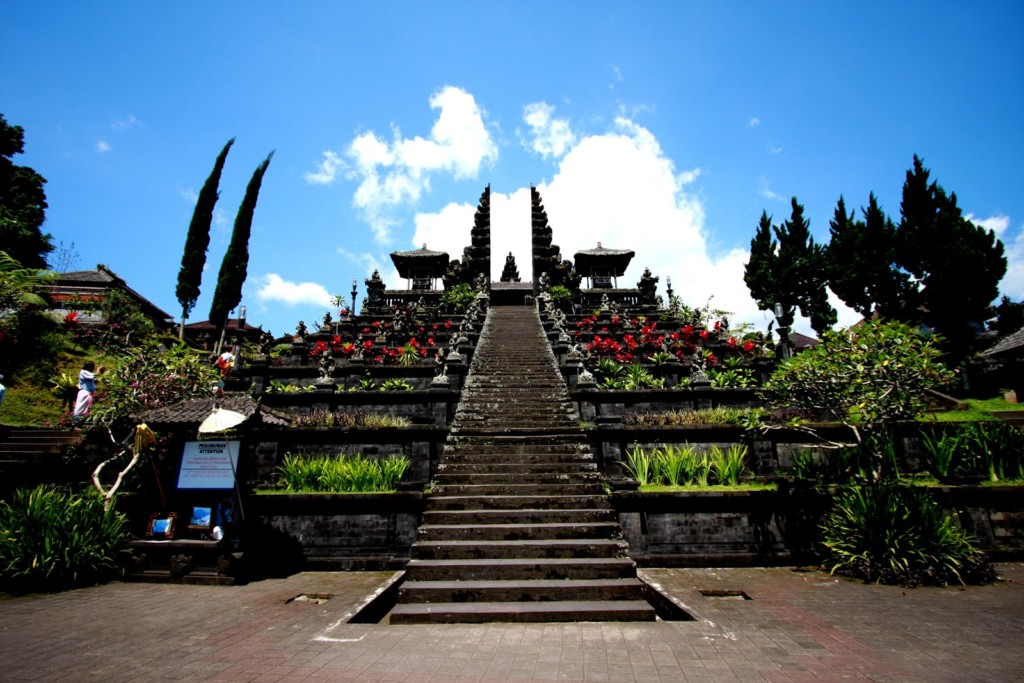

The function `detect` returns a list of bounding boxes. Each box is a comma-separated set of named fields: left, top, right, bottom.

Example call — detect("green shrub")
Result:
left=625, top=444, right=745, bottom=487
left=0, top=486, right=130, bottom=594
left=275, top=453, right=410, bottom=493
left=441, top=284, right=476, bottom=313
left=380, top=378, right=413, bottom=392
left=820, top=481, right=995, bottom=586
left=920, top=423, right=1024, bottom=482
left=293, top=410, right=410, bottom=429
left=709, top=444, right=748, bottom=485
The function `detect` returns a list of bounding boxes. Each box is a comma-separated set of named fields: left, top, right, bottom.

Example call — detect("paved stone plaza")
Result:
left=1, top=563, right=1022, bottom=682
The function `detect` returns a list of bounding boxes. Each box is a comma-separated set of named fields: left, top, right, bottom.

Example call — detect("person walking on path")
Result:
left=73, top=361, right=103, bottom=426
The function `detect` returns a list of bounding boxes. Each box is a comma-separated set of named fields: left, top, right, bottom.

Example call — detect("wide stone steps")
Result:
left=416, top=522, right=621, bottom=542
left=402, top=557, right=639, bottom=581
left=397, top=578, right=647, bottom=603
left=410, top=538, right=630, bottom=560
left=389, top=600, right=655, bottom=624
left=391, top=304, right=655, bottom=623
left=427, top=494, right=613, bottom=511
left=422, top=508, right=614, bottom=525
left=431, top=482, right=605, bottom=496
left=437, top=462, right=598, bottom=474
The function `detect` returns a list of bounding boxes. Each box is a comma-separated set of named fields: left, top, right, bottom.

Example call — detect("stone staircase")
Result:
left=389, top=304, right=656, bottom=623
left=0, top=427, right=84, bottom=495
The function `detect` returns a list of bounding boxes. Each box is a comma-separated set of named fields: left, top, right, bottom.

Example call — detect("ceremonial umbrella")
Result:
left=197, top=407, right=248, bottom=521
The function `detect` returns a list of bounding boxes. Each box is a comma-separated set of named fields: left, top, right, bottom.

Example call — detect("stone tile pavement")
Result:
left=1, top=564, right=1023, bottom=682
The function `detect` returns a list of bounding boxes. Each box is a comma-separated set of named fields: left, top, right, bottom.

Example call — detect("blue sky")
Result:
left=4, top=2, right=1023, bottom=336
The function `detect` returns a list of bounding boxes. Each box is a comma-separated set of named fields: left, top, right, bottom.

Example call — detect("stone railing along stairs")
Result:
left=389, top=304, right=656, bottom=623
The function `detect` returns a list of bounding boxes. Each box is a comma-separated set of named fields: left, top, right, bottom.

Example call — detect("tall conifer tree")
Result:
left=209, top=151, right=274, bottom=344
left=176, top=137, right=234, bottom=337
left=827, top=193, right=911, bottom=319
left=897, top=155, right=1006, bottom=358
left=744, top=199, right=836, bottom=336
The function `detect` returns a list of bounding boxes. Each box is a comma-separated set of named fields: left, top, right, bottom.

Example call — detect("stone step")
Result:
left=437, top=462, right=597, bottom=474
left=431, top=482, right=605, bottom=496
left=416, top=522, right=621, bottom=542
left=422, top=508, right=615, bottom=526
left=427, top=494, right=611, bottom=510
left=388, top=599, right=656, bottom=624
left=411, top=538, right=629, bottom=560
left=398, top=578, right=647, bottom=604
left=433, top=471, right=601, bottom=485
left=403, top=557, right=639, bottom=581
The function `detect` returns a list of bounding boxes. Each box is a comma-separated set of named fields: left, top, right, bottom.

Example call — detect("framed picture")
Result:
left=146, top=512, right=176, bottom=540
left=188, top=506, right=213, bottom=531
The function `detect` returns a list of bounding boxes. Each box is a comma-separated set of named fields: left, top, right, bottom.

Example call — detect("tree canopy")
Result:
left=176, top=138, right=234, bottom=334
left=743, top=198, right=836, bottom=335
left=897, top=156, right=1006, bottom=357
left=826, top=193, right=912, bottom=319
left=0, top=114, right=52, bottom=269
left=209, top=151, right=274, bottom=335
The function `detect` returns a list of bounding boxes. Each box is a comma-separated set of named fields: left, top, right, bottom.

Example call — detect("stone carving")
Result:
left=294, top=321, right=308, bottom=340
left=637, top=267, right=659, bottom=306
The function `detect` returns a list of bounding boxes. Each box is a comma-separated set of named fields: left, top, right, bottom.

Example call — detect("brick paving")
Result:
left=1, top=564, right=1023, bottom=682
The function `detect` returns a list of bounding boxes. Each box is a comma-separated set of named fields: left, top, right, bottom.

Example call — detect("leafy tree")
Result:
left=176, top=138, right=235, bottom=337
left=0, top=114, right=52, bottom=269
left=827, top=194, right=912, bottom=318
left=0, top=251, right=58, bottom=374
left=744, top=198, right=836, bottom=335
left=898, top=155, right=1006, bottom=357
left=766, top=318, right=955, bottom=479
left=209, top=151, right=274, bottom=343
left=92, top=341, right=217, bottom=425
left=992, top=295, right=1024, bottom=337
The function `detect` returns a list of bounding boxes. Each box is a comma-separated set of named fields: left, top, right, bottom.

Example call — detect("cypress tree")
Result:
left=827, top=193, right=912, bottom=319
left=744, top=199, right=836, bottom=336
left=897, top=155, right=1006, bottom=359
left=176, top=137, right=234, bottom=337
left=209, top=151, right=274, bottom=344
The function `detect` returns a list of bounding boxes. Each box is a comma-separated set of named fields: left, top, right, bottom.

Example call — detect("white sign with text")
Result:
left=177, top=441, right=239, bottom=490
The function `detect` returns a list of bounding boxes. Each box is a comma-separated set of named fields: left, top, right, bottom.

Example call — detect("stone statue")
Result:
left=637, top=267, right=659, bottom=306
left=538, top=271, right=551, bottom=293
left=500, top=252, right=521, bottom=282
left=317, top=348, right=335, bottom=383
left=321, top=311, right=333, bottom=329
left=475, top=272, right=488, bottom=292
left=294, top=321, right=308, bottom=340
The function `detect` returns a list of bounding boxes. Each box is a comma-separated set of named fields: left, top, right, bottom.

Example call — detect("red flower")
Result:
left=727, top=337, right=737, bottom=348
left=742, top=340, right=756, bottom=353
left=699, top=330, right=709, bottom=341
left=714, top=320, right=722, bottom=331
left=682, top=324, right=694, bottom=335
left=707, top=353, right=718, bottom=366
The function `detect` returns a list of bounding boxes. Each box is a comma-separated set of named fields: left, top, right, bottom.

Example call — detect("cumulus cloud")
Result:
left=254, top=273, right=333, bottom=307
left=521, top=102, right=577, bottom=159
left=307, top=86, right=497, bottom=245
left=748, top=117, right=760, bottom=127
left=112, top=114, right=139, bottom=130
left=966, top=214, right=1024, bottom=300
left=405, top=99, right=854, bottom=336
left=757, top=176, right=784, bottom=201
left=305, top=150, right=343, bottom=185
left=96, top=139, right=111, bottom=153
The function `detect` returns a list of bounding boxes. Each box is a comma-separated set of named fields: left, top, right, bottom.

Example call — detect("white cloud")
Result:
left=308, top=86, right=497, bottom=245
left=769, top=145, right=783, bottom=155
left=304, top=150, right=343, bottom=185
left=748, top=117, right=761, bottom=127
left=967, top=213, right=1011, bottom=237
left=757, top=176, right=784, bottom=201
left=509, top=116, right=765, bottom=330
left=112, top=114, right=139, bottom=130
left=96, top=139, right=111, bottom=153
left=254, top=273, right=333, bottom=307
left=521, top=102, right=577, bottom=159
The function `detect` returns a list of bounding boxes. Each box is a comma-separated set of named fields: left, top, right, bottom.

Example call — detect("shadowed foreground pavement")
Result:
left=1, top=564, right=1022, bottom=682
